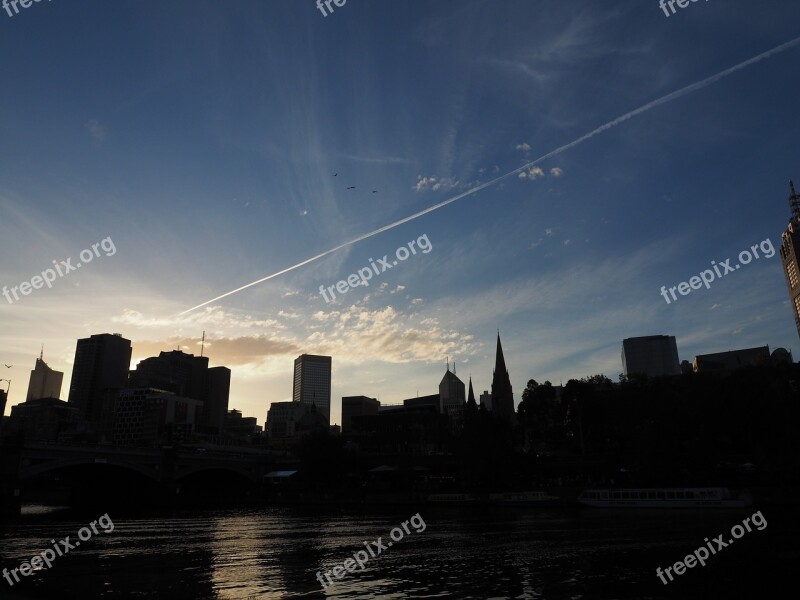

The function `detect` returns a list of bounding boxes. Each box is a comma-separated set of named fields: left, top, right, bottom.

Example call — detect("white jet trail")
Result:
left=180, top=36, right=800, bottom=315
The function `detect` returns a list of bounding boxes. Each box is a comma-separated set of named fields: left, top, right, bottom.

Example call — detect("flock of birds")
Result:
left=333, top=173, right=377, bottom=193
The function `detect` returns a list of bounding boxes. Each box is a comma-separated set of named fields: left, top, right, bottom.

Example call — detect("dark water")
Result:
left=0, top=505, right=796, bottom=599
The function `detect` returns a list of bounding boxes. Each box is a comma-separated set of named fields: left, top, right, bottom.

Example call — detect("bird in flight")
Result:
left=3, top=365, right=12, bottom=368
left=372, top=190, right=378, bottom=193
left=347, top=186, right=356, bottom=190
left=333, top=173, right=338, bottom=177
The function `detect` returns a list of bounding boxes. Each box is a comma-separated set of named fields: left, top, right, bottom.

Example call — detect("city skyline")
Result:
left=2, top=0, right=799, bottom=427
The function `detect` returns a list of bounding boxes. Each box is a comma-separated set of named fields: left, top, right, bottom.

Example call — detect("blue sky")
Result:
left=2, top=0, right=799, bottom=424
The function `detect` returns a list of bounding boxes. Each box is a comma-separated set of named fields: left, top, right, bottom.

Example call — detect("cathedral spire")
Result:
left=491, top=332, right=514, bottom=421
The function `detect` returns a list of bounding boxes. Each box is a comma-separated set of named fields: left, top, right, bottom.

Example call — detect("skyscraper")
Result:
left=26, top=352, right=64, bottom=400
left=491, top=334, right=515, bottom=421
left=68, top=333, right=132, bottom=425
left=292, top=354, right=332, bottom=424
left=128, top=350, right=230, bottom=434
left=780, top=181, right=800, bottom=339
left=621, top=335, right=681, bottom=377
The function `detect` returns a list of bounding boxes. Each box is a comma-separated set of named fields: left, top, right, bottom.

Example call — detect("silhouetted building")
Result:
left=128, top=350, right=230, bottom=434
left=351, top=404, right=446, bottom=455
left=8, top=397, right=83, bottom=442
left=204, top=366, right=231, bottom=433
left=439, top=365, right=465, bottom=420
left=342, top=396, right=379, bottom=432
left=491, top=334, right=515, bottom=421
left=479, top=390, right=492, bottom=411
left=693, top=346, right=771, bottom=372
left=113, top=387, right=203, bottom=447
left=771, top=347, right=794, bottom=364
left=466, top=377, right=478, bottom=411
left=293, top=354, right=332, bottom=424
left=621, top=335, right=680, bottom=377
left=781, top=181, right=800, bottom=339
left=266, top=401, right=299, bottom=439
left=265, top=400, right=327, bottom=448
left=680, top=360, right=693, bottom=375
left=68, top=333, right=132, bottom=427
left=26, top=353, right=63, bottom=401
left=0, top=388, right=7, bottom=419
left=403, top=394, right=440, bottom=411
left=224, top=409, right=263, bottom=442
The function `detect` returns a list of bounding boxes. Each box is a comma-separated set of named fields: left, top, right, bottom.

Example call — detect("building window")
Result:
left=789, top=262, right=799, bottom=289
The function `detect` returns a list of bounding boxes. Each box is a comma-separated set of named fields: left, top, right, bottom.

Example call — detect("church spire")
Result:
left=491, top=332, right=514, bottom=421
left=467, top=376, right=476, bottom=406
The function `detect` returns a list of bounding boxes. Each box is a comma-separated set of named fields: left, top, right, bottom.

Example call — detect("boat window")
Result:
left=621, top=492, right=629, bottom=499
left=685, top=492, right=694, bottom=499
left=648, top=492, right=656, bottom=499
left=657, top=492, right=665, bottom=499
left=612, top=492, right=620, bottom=499
left=676, top=491, right=685, bottom=499
left=601, top=492, right=608, bottom=499
left=666, top=492, right=675, bottom=499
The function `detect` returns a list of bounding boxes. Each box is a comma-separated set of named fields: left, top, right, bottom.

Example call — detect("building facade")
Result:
left=342, top=396, right=379, bottom=433
left=292, top=354, right=332, bottom=424
left=26, top=354, right=63, bottom=401
left=128, top=350, right=230, bottom=435
left=621, top=335, right=681, bottom=377
left=68, top=333, right=132, bottom=426
left=693, top=346, right=770, bottom=372
left=780, top=181, right=800, bottom=339
left=112, top=388, right=203, bottom=447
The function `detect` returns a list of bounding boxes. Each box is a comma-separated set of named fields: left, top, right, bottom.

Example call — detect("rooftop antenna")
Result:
left=39, top=344, right=43, bottom=361
left=790, top=181, right=800, bottom=219
left=200, top=331, right=206, bottom=357
left=453, top=360, right=456, bottom=375
left=446, top=356, right=450, bottom=372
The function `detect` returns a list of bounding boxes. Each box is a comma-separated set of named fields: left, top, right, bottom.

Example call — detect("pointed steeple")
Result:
left=491, top=332, right=514, bottom=421
left=494, top=332, right=507, bottom=377
left=467, top=376, right=477, bottom=409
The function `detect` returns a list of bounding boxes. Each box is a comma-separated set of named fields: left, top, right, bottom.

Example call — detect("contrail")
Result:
left=180, top=36, right=800, bottom=315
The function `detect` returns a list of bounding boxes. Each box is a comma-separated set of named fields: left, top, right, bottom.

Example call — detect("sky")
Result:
left=2, top=0, right=800, bottom=425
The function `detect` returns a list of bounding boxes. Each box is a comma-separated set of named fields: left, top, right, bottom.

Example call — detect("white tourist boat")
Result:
left=577, top=487, right=752, bottom=508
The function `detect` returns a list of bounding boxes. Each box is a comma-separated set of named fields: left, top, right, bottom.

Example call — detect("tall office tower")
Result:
left=491, top=334, right=515, bottom=421
left=292, top=354, right=332, bottom=424
left=621, top=335, right=680, bottom=377
left=780, top=181, right=800, bottom=339
left=0, top=388, right=7, bottom=418
left=128, top=350, right=230, bottom=434
left=26, top=351, right=64, bottom=400
left=68, top=333, right=132, bottom=425
left=205, top=366, right=231, bottom=434
left=439, top=365, right=465, bottom=418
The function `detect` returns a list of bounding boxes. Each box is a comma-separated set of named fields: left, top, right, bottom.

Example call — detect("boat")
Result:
left=489, top=491, right=561, bottom=506
left=577, top=487, right=752, bottom=508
